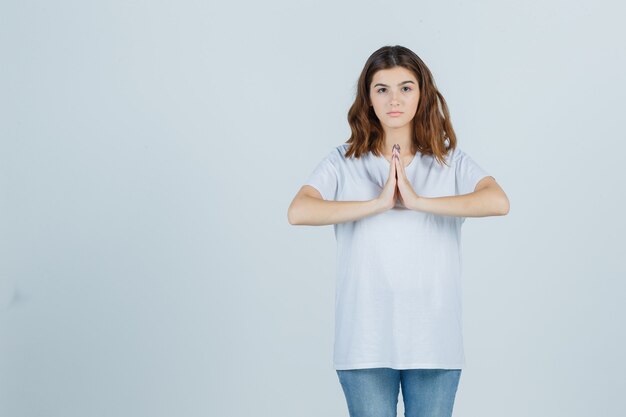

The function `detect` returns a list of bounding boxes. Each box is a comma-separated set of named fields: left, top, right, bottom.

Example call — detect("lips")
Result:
left=387, top=112, right=403, bottom=116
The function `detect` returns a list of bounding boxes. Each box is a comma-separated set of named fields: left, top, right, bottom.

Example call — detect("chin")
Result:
left=384, top=120, right=409, bottom=128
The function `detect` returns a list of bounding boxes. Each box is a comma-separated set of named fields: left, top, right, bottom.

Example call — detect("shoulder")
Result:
left=321, top=143, right=373, bottom=168
left=447, top=146, right=469, bottom=165
left=324, top=143, right=350, bottom=164
left=334, top=143, right=350, bottom=157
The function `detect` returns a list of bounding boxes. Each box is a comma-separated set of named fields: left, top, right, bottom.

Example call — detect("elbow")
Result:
left=287, top=210, right=298, bottom=225
left=287, top=203, right=301, bottom=225
left=497, top=196, right=510, bottom=216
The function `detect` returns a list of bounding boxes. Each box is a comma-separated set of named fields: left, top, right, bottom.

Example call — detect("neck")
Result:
left=382, top=139, right=414, bottom=156
left=381, top=124, right=414, bottom=155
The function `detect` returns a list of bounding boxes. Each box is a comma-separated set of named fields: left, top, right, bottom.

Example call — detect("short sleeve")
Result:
left=455, top=148, right=491, bottom=196
left=304, top=151, right=339, bottom=201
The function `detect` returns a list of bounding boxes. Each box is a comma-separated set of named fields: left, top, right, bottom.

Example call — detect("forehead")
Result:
left=371, top=67, right=417, bottom=85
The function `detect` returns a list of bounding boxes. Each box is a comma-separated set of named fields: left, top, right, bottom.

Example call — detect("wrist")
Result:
left=408, top=194, right=425, bottom=211
left=370, top=198, right=386, bottom=215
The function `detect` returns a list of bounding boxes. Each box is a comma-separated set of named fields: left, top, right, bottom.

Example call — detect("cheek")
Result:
left=371, top=100, right=384, bottom=113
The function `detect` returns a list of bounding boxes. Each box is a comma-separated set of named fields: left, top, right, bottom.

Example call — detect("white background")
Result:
left=1, top=0, right=624, bottom=416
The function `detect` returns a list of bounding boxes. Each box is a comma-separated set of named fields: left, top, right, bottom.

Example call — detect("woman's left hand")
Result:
left=393, top=147, right=420, bottom=210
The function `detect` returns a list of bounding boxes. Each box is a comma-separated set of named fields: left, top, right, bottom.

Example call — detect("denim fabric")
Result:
left=336, top=368, right=462, bottom=417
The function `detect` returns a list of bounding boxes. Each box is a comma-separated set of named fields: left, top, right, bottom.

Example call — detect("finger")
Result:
left=394, top=152, right=401, bottom=174
left=389, top=164, right=395, bottom=186
left=396, top=153, right=405, bottom=179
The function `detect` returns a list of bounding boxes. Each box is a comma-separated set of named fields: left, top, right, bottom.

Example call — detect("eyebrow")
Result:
left=373, top=80, right=416, bottom=88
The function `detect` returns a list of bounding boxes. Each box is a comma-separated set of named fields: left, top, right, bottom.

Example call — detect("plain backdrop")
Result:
left=1, top=1, right=625, bottom=416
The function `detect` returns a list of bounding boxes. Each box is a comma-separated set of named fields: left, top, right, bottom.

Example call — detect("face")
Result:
left=369, top=66, right=420, bottom=130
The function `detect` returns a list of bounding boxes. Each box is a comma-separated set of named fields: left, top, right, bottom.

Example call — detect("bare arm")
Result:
left=287, top=186, right=387, bottom=226
left=408, top=176, right=510, bottom=217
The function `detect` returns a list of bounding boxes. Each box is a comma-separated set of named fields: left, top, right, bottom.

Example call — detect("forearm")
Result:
left=289, top=196, right=385, bottom=226
left=408, top=187, right=509, bottom=218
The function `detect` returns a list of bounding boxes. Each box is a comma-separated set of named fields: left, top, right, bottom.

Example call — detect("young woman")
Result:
left=287, top=45, right=509, bottom=417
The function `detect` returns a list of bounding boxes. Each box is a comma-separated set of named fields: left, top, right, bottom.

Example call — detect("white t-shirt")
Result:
left=304, top=143, right=491, bottom=370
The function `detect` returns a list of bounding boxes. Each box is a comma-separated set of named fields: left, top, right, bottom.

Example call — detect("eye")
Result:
left=376, top=88, right=387, bottom=93
left=402, top=86, right=412, bottom=92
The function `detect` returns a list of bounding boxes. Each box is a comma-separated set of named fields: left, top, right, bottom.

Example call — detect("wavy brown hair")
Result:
left=344, top=45, right=457, bottom=167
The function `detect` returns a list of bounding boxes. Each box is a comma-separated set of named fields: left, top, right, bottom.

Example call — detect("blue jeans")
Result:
left=336, top=368, right=462, bottom=417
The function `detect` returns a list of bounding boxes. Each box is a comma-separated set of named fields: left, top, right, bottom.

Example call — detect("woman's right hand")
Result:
left=375, top=153, right=398, bottom=212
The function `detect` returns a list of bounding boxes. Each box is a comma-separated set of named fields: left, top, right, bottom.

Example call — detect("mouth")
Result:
left=387, top=111, right=403, bottom=116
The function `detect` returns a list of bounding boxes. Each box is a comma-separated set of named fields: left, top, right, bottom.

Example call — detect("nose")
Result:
left=389, top=90, right=401, bottom=106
